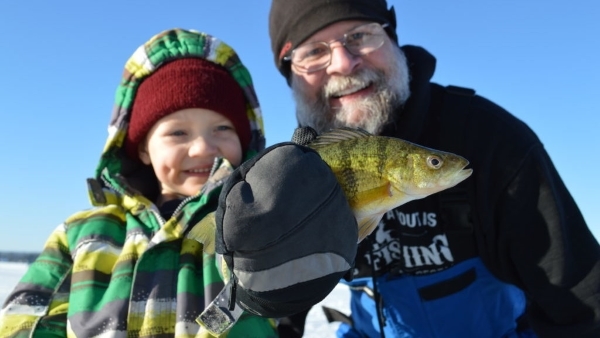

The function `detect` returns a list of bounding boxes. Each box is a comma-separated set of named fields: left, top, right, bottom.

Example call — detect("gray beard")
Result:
left=292, top=46, right=411, bottom=135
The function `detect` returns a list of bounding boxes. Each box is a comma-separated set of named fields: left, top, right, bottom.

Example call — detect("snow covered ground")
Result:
left=0, top=262, right=29, bottom=307
left=0, top=261, right=349, bottom=337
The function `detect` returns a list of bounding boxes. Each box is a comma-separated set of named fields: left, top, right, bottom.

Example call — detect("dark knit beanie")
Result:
left=125, top=58, right=251, bottom=159
left=269, top=0, right=398, bottom=82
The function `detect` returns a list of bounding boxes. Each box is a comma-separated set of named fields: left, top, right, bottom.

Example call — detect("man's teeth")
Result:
left=332, top=84, right=369, bottom=97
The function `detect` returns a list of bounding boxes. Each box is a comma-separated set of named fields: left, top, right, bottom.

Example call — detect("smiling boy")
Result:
left=0, top=29, right=277, bottom=337
left=124, top=55, right=253, bottom=212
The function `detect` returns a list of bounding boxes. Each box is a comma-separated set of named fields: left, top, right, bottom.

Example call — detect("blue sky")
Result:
left=1, top=0, right=598, bottom=252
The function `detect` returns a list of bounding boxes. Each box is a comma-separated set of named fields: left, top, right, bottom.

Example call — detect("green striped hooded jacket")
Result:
left=0, top=29, right=277, bottom=338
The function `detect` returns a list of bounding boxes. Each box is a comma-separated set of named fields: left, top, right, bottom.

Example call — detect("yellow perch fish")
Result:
left=188, top=128, right=473, bottom=251
left=307, top=127, right=473, bottom=242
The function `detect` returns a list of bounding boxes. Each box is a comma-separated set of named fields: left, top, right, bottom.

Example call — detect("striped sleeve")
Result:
left=0, top=224, right=72, bottom=338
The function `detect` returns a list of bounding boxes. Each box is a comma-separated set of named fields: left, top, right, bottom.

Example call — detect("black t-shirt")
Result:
left=159, top=198, right=183, bottom=219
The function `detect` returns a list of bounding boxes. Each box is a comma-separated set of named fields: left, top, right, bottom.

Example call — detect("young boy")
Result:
left=0, top=29, right=277, bottom=337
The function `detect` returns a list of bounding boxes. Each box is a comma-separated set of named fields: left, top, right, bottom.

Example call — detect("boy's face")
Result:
left=138, top=108, right=243, bottom=202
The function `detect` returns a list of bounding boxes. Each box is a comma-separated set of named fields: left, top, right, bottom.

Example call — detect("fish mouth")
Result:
left=458, top=168, right=473, bottom=181
left=437, top=162, right=473, bottom=191
left=452, top=163, right=473, bottom=186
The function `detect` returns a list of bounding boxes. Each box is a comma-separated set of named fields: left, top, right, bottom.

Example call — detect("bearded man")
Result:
left=269, top=0, right=600, bottom=337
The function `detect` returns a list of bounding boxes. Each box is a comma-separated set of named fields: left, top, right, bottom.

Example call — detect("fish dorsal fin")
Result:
left=308, top=127, right=372, bottom=150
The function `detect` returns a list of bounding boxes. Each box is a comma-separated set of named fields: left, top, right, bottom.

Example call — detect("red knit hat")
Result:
left=125, top=58, right=251, bottom=159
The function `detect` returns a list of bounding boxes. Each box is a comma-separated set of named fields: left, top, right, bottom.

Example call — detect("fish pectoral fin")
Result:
left=186, top=211, right=216, bottom=254
left=357, top=214, right=384, bottom=243
left=351, top=182, right=393, bottom=209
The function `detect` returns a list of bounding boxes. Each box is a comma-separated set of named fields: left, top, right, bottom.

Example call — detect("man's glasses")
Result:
left=284, top=22, right=389, bottom=73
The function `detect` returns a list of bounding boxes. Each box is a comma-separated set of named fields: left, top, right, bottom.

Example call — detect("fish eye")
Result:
left=427, top=156, right=443, bottom=169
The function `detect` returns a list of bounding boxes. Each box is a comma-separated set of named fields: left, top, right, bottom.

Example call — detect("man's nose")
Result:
left=325, top=43, right=362, bottom=76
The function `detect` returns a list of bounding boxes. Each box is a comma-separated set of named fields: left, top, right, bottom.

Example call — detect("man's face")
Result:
left=290, top=20, right=410, bottom=135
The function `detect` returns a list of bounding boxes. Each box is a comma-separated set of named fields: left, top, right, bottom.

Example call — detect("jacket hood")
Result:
left=89, top=29, right=265, bottom=205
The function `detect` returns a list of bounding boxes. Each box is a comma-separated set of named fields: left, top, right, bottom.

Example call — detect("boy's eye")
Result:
left=169, top=130, right=187, bottom=136
left=215, top=125, right=235, bottom=132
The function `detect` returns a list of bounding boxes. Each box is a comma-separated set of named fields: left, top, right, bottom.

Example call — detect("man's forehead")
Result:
left=304, top=20, right=374, bottom=43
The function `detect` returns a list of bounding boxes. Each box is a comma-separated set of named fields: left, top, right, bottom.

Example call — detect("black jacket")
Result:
left=370, top=45, right=600, bottom=337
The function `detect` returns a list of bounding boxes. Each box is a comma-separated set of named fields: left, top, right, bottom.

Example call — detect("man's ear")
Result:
left=138, top=142, right=151, bottom=165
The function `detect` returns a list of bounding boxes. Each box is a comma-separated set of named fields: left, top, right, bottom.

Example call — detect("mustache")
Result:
left=321, top=68, right=385, bottom=101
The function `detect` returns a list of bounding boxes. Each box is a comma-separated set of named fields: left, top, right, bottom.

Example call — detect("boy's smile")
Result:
left=138, top=108, right=243, bottom=204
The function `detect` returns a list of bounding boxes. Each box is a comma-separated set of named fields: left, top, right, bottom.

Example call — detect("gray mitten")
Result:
left=215, top=139, right=357, bottom=319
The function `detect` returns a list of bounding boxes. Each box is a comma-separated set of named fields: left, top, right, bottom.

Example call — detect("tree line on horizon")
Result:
left=0, top=251, right=40, bottom=264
